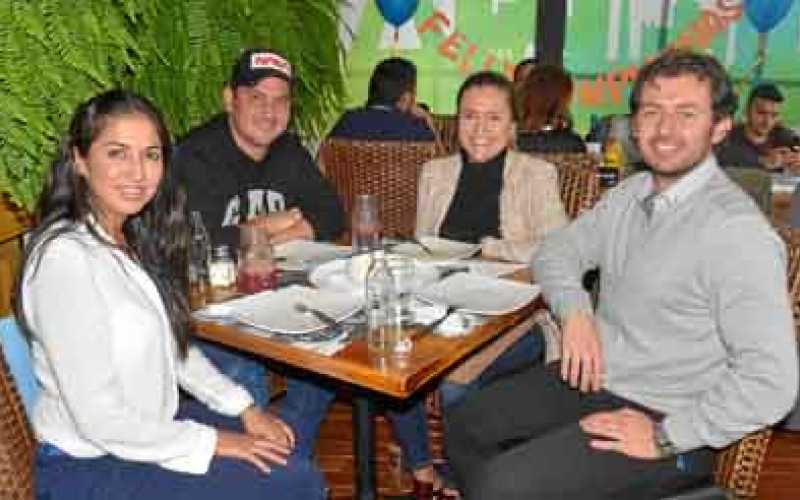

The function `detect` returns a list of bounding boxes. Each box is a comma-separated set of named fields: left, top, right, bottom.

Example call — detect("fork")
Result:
left=410, top=237, right=435, bottom=255
left=293, top=302, right=340, bottom=330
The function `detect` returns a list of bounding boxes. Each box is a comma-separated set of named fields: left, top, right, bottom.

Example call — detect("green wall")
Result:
left=344, top=1, right=800, bottom=134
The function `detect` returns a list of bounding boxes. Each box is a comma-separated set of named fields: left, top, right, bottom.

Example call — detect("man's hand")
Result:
left=247, top=209, right=302, bottom=235
left=214, top=429, right=290, bottom=473
left=762, top=147, right=790, bottom=171
left=245, top=208, right=314, bottom=244
left=561, top=310, right=604, bottom=392
left=240, top=405, right=295, bottom=449
left=579, top=408, right=660, bottom=460
left=267, top=215, right=314, bottom=244
left=777, top=147, right=800, bottom=174
left=408, top=103, right=435, bottom=132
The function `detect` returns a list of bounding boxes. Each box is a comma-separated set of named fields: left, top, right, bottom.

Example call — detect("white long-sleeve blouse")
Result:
left=22, top=222, right=253, bottom=474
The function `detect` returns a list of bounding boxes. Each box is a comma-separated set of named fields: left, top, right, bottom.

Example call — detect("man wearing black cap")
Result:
left=174, top=49, right=343, bottom=458
left=716, top=82, right=800, bottom=171
left=175, top=48, right=344, bottom=248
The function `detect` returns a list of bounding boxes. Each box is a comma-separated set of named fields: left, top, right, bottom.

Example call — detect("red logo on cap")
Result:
left=251, top=53, right=292, bottom=78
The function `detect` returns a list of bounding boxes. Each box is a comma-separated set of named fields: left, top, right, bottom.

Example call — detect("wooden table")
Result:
left=193, top=277, right=540, bottom=500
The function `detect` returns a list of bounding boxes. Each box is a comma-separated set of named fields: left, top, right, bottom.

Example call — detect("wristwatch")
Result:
left=653, top=420, right=678, bottom=459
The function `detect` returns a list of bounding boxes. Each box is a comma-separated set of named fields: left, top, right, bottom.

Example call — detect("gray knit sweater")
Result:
left=533, top=155, right=798, bottom=453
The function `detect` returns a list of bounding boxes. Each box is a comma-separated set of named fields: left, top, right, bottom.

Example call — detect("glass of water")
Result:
left=386, top=254, right=416, bottom=325
left=351, top=194, right=382, bottom=254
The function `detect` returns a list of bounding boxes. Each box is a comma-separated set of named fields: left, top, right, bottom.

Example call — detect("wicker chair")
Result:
left=318, top=138, right=438, bottom=239
left=556, top=162, right=602, bottom=219
left=534, top=151, right=602, bottom=172
left=430, top=114, right=459, bottom=156
left=712, top=226, right=800, bottom=498
left=0, top=345, right=35, bottom=500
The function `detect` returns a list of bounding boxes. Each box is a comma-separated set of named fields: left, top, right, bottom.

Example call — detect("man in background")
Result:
left=716, top=82, right=800, bottom=171
left=328, top=57, right=435, bottom=141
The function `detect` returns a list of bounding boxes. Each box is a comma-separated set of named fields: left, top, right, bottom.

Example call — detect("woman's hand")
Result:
left=241, top=406, right=295, bottom=449
left=214, top=429, right=291, bottom=473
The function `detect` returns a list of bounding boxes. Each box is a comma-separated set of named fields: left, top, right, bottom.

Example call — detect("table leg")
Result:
left=353, top=395, right=376, bottom=500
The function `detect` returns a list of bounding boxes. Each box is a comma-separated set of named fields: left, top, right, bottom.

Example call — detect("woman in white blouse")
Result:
left=16, top=90, right=325, bottom=499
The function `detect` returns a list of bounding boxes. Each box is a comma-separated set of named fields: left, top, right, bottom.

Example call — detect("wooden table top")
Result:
left=193, top=274, right=541, bottom=399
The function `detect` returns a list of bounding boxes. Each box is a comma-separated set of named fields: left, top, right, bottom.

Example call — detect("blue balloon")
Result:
left=375, top=0, right=420, bottom=28
left=745, top=0, right=795, bottom=33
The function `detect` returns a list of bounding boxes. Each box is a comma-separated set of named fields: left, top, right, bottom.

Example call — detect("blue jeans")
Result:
left=197, top=340, right=270, bottom=408
left=274, top=377, right=336, bottom=458
left=35, top=400, right=325, bottom=500
left=388, top=328, right=545, bottom=472
left=385, top=398, right=432, bottom=470
left=440, top=328, right=545, bottom=409
left=196, top=340, right=335, bottom=458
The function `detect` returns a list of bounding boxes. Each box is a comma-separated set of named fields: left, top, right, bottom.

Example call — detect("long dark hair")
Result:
left=14, top=89, right=191, bottom=357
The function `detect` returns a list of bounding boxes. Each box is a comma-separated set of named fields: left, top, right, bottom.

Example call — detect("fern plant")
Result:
left=0, top=0, right=346, bottom=212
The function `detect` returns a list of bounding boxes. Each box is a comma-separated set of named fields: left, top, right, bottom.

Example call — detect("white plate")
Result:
left=417, top=273, right=540, bottom=315
left=410, top=298, right=485, bottom=337
left=308, top=257, right=440, bottom=297
left=391, top=236, right=480, bottom=261
left=224, top=285, right=361, bottom=334
left=273, top=240, right=352, bottom=271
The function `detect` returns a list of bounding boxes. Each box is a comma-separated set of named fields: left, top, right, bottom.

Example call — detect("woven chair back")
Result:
left=553, top=162, right=601, bottom=219
left=713, top=226, right=800, bottom=497
left=430, top=114, right=459, bottom=156
left=319, top=139, right=438, bottom=239
left=534, top=152, right=602, bottom=172
left=777, top=226, right=800, bottom=332
left=0, top=346, right=35, bottom=500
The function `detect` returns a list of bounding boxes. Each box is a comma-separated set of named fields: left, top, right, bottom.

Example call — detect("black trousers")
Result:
left=444, top=363, right=714, bottom=500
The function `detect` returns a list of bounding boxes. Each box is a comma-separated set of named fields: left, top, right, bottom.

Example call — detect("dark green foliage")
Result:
left=0, top=0, right=346, bottom=211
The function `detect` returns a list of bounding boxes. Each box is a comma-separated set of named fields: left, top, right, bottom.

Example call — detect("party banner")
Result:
left=340, top=0, right=536, bottom=114
left=565, top=0, right=800, bottom=131
left=340, top=1, right=800, bottom=133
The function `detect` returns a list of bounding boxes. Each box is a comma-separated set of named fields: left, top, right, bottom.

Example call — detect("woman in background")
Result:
left=516, top=64, right=586, bottom=154
left=16, top=90, right=324, bottom=500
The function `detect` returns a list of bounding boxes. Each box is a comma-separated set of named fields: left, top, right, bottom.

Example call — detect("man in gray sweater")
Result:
left=445, top=50, right=798, bottom=499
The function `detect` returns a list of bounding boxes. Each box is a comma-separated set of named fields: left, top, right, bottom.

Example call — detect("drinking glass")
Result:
left=236, top=224, right=277, bottom=294
left=386, top=254, right=416, bottom=325
left=351, top=194, right=382, bottom=254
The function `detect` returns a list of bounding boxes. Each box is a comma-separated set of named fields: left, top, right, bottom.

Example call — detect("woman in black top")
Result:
left=515, top=65, right=586, bottom=154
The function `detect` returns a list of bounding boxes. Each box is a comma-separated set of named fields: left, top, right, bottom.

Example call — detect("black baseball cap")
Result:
left=230, top=48, right=293, bottom=87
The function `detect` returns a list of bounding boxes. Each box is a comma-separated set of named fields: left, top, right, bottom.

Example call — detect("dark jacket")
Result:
left=328, top=106, right=435, bottom=142
left=715, top=123, right=800, bottom=169
left=516, top=128, right=586, bottom=154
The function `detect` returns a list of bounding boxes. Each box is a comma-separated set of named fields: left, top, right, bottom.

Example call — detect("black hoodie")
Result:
left=174, top=114, right=344, bottom=247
